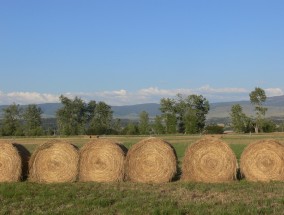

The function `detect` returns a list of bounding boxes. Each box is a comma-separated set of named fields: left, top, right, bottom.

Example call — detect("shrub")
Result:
left=205, top=124, right=224, bottom=134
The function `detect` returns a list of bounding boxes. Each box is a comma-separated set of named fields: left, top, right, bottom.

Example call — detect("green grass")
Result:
left=229, top=144, right=247, bottom=161
left=1, top=134, right=284, bottom=214
left=0, top=181, right=283, bottom=214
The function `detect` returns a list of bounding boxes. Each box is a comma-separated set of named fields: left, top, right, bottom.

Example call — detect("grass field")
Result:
left=1, top=134, right=284, bottom=214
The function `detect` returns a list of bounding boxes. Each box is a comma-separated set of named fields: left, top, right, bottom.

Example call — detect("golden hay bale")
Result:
left=79, top=139, right=127, bottom=182
left=182, top=138, right=237, bottom=183
left=0, top=141, right=30, bottom=182
left=240, top=139, right=284, bottom=182
left=29, top=140, right=79, bottom=183
left=0, top=141, right=20, bottom=182
left=125, top=137, right=177, bottom=183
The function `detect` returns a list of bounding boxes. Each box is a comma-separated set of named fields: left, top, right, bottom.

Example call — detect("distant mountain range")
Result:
left=208, top=95, right=284, bottom=120
left=1, top=95, right=284, bottom=121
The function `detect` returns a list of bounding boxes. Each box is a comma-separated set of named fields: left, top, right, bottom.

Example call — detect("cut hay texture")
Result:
left=0, top=141, right=30, bottom=182
left=125, top=137, right=177, bottom=183
left=240, top=139, right=284, bottom=182
left=29, top=140, right=79, bottom=183
left=182, top=138, right=237, bottom=183
left=79, top=139, right=127, bottom=182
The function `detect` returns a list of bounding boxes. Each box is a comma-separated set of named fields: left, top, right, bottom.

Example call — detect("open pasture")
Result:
left=0, top=134, right=284, bottom=214
left=3, top=133, right=284, bottom=160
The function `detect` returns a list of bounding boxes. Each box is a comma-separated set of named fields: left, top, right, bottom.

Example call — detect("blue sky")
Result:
left=0, top=0, right=284, bottom=105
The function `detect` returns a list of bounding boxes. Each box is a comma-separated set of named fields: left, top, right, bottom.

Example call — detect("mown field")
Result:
left=1, top=134, right=284, bottom=214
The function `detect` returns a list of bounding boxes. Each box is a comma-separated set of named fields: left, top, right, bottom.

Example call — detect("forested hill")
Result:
left=1, top=95, right=284, bottom=120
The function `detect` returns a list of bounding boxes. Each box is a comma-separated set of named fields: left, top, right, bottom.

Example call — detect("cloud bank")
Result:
left=0, top=86, right=283, bottom=105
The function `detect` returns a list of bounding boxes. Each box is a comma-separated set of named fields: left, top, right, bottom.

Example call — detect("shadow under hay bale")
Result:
left=79, top=139, right=127, bottom=182
left=240, top=139, right=284, bottom=182
left=182, top=138, right=238, bottom=183
left=0, top=141, right=29, bottom=182
left=12, top=143, right=31, bottom=180
left=29, top=140, right=79, bottom=183
left=125, top=137, right=177, bottom=183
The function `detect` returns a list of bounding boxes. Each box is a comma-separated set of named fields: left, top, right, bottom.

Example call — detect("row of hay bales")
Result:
left=0, top=138, right=283, bottom=183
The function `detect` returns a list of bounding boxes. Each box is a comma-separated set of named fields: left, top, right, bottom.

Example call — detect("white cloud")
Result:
left=97, top=89, right=128, bottom=97
left=0, top=91, right=59, bottom=105
left=264, top=88, right=284, bottom=97
left=0, top=86, right=283, bottom=105
left=139, top=87, right=180, bottom=96
left=198, top=85, right=248, bottom=94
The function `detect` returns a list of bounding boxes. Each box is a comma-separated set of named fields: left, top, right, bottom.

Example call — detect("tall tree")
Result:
left=56, top=95, right=87, bottom=135
left=160, top=98, right=177, bottom=134
left=89, top=101, right=113, bottom=135
left=185, top=95, right=210, bottom=132
left=230, top=104, right=248, bottom=133
left=1, top=103, right=23, bottom=136
left=153, top=115, right=165, bottom=134
left=160, top=94, right=210, bottom=134
left=183, top=107, right=198, bottom=134
left=175, top=94, right=187, bottom=133
left=23, top=104, right=43, bottom=136
left=249, top=87, right=267, bottom=133
left=86, top=100, right=97, bottom=123
left=85, top=100, right=97, bottom=133
left=138, top=111, right=150, bottom=135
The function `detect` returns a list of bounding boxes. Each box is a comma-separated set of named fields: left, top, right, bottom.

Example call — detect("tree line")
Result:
left=0, top=95, right=116, bottom=136
left=0, top=88, right=279, bottom=136
left=0, top=93, right=212, bottom=136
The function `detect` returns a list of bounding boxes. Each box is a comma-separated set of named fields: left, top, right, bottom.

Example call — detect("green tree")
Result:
left=166, top=114, right=177, bottom=134
left=175, top=94, right=210, bottom=133
left=160, top=94, right=210, bottom=134
left=183, top=107, right=198, bottom=134
left=86, top=100, right=97, bottom=123
left=56, top=95, right=87, bottom=135
left=1, top=103, right=23, bottom=136
left=249, top=87, right=267, bottom=133
left=89, top=102, right=113, bottom=135
left=153, top=115, right=165, bottom=134
left=112, top=118, right=122, bottom=134
left=185, top=95, right=210, bottom=132
left=123, top=122, right=139, bottom=135
left=138, top=111, right=150, bottom=135
left=262, top=119, right=277, bottom=133
left=230, top=104, right=248, bottom=133
left=23, top=104, right=43, bottom=136
left=160, top=98, right=177, bottom=134
left=85, top=100, right=96, bottom=134
left=175, top=94, right=187, bottom=133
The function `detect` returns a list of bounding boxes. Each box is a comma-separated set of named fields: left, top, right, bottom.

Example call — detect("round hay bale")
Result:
left=182, top=138, right=237, bottom=183
left=240, top=139, right=284, bottom=182
left=125, top=137, right=177, bottom=183
left=79, top=139, right=127, bottom=182
left=0, top=141, right=22, bottom=182
left=29, top=140, right=79, bottom=183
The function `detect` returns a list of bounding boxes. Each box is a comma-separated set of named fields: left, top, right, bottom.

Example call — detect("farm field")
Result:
left=1, top=134, right=284, bottom=214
